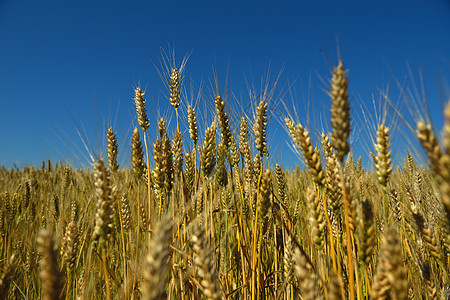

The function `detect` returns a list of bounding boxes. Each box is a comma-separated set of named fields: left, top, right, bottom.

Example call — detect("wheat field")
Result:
left=1, top=60, right=449, bottom=299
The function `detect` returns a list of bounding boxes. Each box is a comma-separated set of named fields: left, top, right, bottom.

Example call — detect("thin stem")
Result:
left=143, top=130, right=152, bottom=236
left=102, top=249, right=111, bottom=300
left=132, top=186, right=140, bottom=295
left=117, top=197, right=127, bottom=292
left=176, top=107, right=180, bottom=133
left=320, top=186, right=337, bottom=273
left=342, top=189, right=355, bottom=300
left=251, top=153, right=264, bottom=300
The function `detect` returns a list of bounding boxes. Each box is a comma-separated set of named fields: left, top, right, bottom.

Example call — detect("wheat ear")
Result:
left=142, top=216, right=174, bottom=300
left=330, top=60, right=351, bottom=162
left=371, top=227, right=408, bottom=299
left=254, top=99, right=268, bottom=157
left=215, top=95, right=232, bottom=148
left=285, top=119, right=325, bottom=186
left=107, top=127, right=119, bottom=172
left=37, top=230, right=64, bottom=300
left=135, top=87, right=149, bottom=131
left=0, top=254, right=17, bottom=299
left=191, top=227, right=225, bottom=300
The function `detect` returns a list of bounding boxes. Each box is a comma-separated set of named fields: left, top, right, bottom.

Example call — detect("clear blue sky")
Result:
left=1, top=0, right=449, bottom=169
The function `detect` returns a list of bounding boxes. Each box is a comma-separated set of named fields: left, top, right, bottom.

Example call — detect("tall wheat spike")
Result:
left=330, top=60, right=351, bottom=162
left=61, top=221, right=78, bottom=272
left=416, top=120, right=450, bottom=223
left=188, top=105, right=198, bottom=145
left=254, top=99, right=268, bottom=157
left=357, top=198, right=375, bottom=265
left=422, top=262, right=438, bottom=299
left=131, top=127, right=146, bottom=181
left=0, top=254, right=17, bottom=299
left=169, top=67, right=181, bottom=132
left=37, top=230, right=64, bottom=300
left=322, top=133, right=342, bottom=213
left=92, top=157, right=114, bottom=247
left=216, top=142, right=228, bottom=187
left=191, top=227, right=225, bottom=300
left=374, top=124, right=392, bottom=187
left=135, top=87, right=150, bottom=131
left=229, top=135, right=240, bottom=167
left=201, top=122, right=217, bottom=177
left=215, top=95, right=232, bottom=148
left=371, top=227, right=408, bottom=299
left=107, top=127, right=119, bottom=172
left=172, top=131, right=184, bottom=178
left=258, top=168, right=272, bottom=234
left=142, top=216, right=174, bottom=300
left=293, top=247, right=321, bottom=300
left=169, top=68, right=181, bottom=109
left=285, top=119, right=325, bottom=186
left=307, top=187, right=325, bottom=248
left=443, top=102, right=450, bottom=154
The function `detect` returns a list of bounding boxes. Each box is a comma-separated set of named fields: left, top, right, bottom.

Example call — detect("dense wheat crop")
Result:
left=1, top=59, right=449, bottom=299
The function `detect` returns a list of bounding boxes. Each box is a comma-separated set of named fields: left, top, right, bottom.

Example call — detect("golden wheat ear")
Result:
left=61, top=220, right=78, bottom=272
left=142, top=216, right=174, bottom=300
left=257, top=168, right=272, bottom=234
left=330, top=60, right=351, bottom=163
left=0, top=254, right=17, bottom=299
left=322, top=133, right=342, bottom=214
left=254, top=99, right=268, bottom=157
left=306, top=187, right=326, bottom=249
left=106, top=127, right=119, bottom=172
left=293, top=247, right=321, bottom=300
left=201, top=122, right=217, bottom=177
left=169, top=68, right=181, bottom=109
left=131, top=127, right=146, bottom=181
left=215, top=95, right=232, bottom=148
left=188, top=105, right=199, bottom=145
left=216, top=142, right=228, bottom=187
left=371, top=227, right=408, bottom=300
left=92, top=157, right=114, bottom=248
left=134, top=87, right=149, bottom=131
left=37, top=230, right=64, bottom=300
left=374, top=124, right=393, bottom=187
left=285, top=118, right=325, bottom=187
left=191, top=226, right=225, bottom=300
left=416, top=118, right=450, bottom=227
